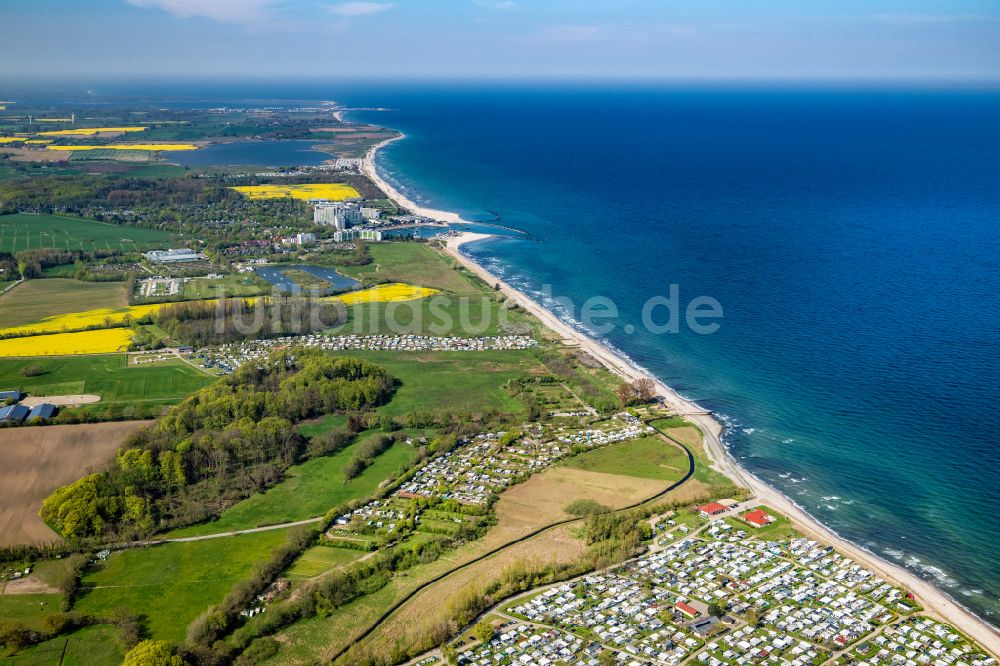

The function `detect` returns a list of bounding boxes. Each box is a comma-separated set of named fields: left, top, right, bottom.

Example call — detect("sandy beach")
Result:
left=366, top=138, right=1000, bottom=656
left=363, top=136, right=472, bottom=225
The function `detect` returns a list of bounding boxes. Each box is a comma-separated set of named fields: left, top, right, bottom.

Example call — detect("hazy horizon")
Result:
left=2, top=0, right=998, bottom=84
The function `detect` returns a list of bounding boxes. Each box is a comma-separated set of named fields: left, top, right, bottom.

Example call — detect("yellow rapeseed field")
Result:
left=38, top=127, right=147, bottom=136
left=0, top=329, right=134, bottom=357
left=230, top=183, right=361, bottom=201
left=46, top=144, right=199, bottom=152
left=0, top=137, right=26, bottom=144
left=0, top=283, right=436, bottom=343
left=326, top=283, right=440, bottom=305
left=24, top=139, right=53, bottom=145
left=0, top=303, right=168, bottom=338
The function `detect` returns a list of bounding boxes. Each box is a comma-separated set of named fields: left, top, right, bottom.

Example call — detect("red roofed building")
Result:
left=742, top=508, right=775, bottom=528
left=676, top=601, right=700, bottom=619
left=697, top=502, right=728, bottom=517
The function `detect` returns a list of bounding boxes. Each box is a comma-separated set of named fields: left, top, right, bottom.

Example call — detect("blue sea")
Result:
left=340, top=85, right=1000, bottom=623
left=65, top=82, right=1000, bottom=624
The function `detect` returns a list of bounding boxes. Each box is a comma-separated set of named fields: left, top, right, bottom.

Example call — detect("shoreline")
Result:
left=366, top=140, right=1000, bottom=656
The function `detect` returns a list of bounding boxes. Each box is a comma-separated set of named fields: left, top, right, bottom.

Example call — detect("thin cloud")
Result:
left=475, top=0, right=518, bottom=9
left=126, top=0, right=274, bottom=25
left=328, top=2, right=393, bottom=17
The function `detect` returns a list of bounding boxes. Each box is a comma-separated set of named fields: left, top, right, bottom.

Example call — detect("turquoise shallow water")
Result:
left=341, top=86, right=1000, bottom=624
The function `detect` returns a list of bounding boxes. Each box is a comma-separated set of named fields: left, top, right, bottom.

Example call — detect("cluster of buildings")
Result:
left=195, top=335, right=538, bottom=373
left=854, top=617, right=993, bottom=666
left=334, top=416, right=652, bottom=540
left=511, top=574, right=705, bottom=662
left=459, top=521, right=992, bottom=666
left=0, top=390, right=58, bottom=425
left=463, top=623, right=605, bottom=666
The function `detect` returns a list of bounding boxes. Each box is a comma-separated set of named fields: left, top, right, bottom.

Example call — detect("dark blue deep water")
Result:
left=342, top=86, right=1000, bottom=623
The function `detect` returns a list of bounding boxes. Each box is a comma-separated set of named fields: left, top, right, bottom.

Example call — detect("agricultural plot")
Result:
left=230, top=183, right=360, bottom=201
left=0, top=421, right=147, bottom=546
left=285, top=546, right=365, bottom=580
left=0, top=279, right=127, bottom=327
left=74, top=530, right=291, bottom=643
left=0, top=624, right=124, bottom=665
left=0, top=328, right=134, bottom=357
left=0, top=354, right=214, bottom=407
left=0, top=213, right=170, bottom=253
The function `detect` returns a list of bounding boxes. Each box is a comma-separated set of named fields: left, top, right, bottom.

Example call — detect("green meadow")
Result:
left=166, top=434, right=417, bottom=537
left=338, top=350, right=541, bottom=418
left=563, top=434, right=690, bottom=482
left=0, top=213, right=170, bottom=253
left=74, top=530, right=291, bottom=643
left=0, top=354, right=214, bottom=407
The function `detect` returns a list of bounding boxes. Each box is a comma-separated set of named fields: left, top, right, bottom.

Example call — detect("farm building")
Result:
left=0, top=404, right=30, bottom=423
left=0, top=390, right=24, bottom=402
left=27, top=403, right=58, bottom=421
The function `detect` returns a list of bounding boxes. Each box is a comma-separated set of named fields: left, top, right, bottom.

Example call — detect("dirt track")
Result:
left=0, top=421, right=147, bottom=546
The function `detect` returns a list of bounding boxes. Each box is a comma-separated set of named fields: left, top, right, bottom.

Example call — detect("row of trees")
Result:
left=154, top=297, right=348, bottom=347
left=40, top=350, right=394, bottom=540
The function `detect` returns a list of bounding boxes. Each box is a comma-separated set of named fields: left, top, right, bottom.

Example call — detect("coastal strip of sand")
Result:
left=366, top=138, right=1000, bottom=656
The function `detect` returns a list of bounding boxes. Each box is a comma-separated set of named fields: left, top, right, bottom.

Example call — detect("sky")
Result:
left=1, top=0, right=998, bottom=83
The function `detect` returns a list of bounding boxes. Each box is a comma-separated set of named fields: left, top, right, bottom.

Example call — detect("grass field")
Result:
left=343, top=243, right=483, bottom=296
left=166, top=435, right=416, bottom=537
left=285, top=546, right=365, bottom=580
left=0, top=279, right=127, bottom=327
left=0, top=421, right=147, bottom=546
left=181, top=274, right=270, bottom=300
left=0, top=354, right=214, bottom=406
left=337, top=350, right=542, bottom=418
left=74, top=530, right=291, bottom=642
left=333, top=244, right=525, bottom=336
left=562, top=434, right=689, bottom=481
left=0, top=593, right=62, bottom=631
left=0, top=214, right=170, bottom=253
left=0, top=624, right=124, bottom=665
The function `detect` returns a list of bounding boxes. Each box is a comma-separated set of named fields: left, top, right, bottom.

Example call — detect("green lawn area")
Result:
left=331, top=243, right=532, bottom=336
left=337, top=350, right=540, bottom=418
left=726, top=505, right=798, bottom=541
left=297, top=413, right=348, bottom=439
left=74, top=530, right=290, bottom=643
left=0, top=354, right=215, bottom=407
left=285, top=546, right=364, bottom=580
left=166, top=434, right=416, bottom=537
left=0, top=594, right=62, bottom=632
left=0, top=279, right=127, bottom=327
left=343, top=243, right=481, bottom=295
left=1, top=625, right=124, bottom=665
left=180, top=274, right=270, bottom=300
left=0, top=213, right=170, bottom=253
left=563, top=435, right=690, bottom=481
